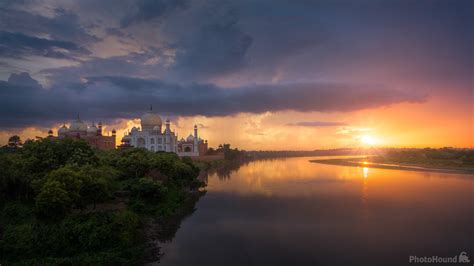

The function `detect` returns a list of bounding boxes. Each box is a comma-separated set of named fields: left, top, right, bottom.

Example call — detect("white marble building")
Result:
left=121, top=108, right=207, bottom=156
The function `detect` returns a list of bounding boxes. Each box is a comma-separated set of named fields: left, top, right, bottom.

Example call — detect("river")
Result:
left=156, top=156, right=473, bottom=266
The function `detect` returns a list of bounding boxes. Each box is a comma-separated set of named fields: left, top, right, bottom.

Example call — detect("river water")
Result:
left=157, top=157, right=473, bottom=266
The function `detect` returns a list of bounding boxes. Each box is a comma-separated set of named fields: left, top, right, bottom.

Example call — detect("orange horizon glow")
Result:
left=0, top=102, right=474, bottom=150
left=0, top=94, right=472, bottom=149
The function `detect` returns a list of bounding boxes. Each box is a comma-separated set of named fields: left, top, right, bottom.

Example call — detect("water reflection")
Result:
left=361, top=167, right=369, bottom=223
left=157, top=157, right=473, bottom=266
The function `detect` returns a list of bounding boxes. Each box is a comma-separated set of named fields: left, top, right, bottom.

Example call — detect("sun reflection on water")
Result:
left=363, top=167, right=369, bottom=179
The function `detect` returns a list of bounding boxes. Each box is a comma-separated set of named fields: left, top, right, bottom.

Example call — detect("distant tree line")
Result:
left=206, top=143, right=249, bottom=161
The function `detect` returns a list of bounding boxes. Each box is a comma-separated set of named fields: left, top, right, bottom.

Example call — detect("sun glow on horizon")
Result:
left=360, top=135, right=379, bottom=146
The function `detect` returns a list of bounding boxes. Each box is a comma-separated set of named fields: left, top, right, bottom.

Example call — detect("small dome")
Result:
left=58, top=125, right=68, bottom=134
left=141, top=111, right=162, bottom=130
left=87, top=125, right=98, bottom=135
left=186, top=134, right=194, bottom=142
left=122, top=135, right=131, bottom=142
left=69, top=118, right=87, bottom=132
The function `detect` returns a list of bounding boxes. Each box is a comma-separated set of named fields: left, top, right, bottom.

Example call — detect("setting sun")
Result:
left=360, top=135, right=378, bottom=146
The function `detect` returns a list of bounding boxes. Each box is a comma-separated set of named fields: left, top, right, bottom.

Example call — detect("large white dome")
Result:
left=58, top=125, right=68, bottom=135
left=69, top=119, right=87, bottom=132
left=141, top=111, right=162, bottom=130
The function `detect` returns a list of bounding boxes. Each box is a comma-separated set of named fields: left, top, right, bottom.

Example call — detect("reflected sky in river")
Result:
left=157, top=157, right=473, bottom=266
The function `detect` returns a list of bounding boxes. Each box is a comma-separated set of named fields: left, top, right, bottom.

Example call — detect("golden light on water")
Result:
left=363, top=167, right=369, bottom=179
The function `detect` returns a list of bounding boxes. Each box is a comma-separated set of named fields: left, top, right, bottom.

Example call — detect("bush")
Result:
left=1, top=211, right=142, bottom=264
left=132, top=178, right=162, bottom=200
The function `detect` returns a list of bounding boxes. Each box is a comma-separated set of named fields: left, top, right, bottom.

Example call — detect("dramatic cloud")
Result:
left=0, top=31, right=89, bottom=60
left=121, top=0, right=190, bottom=27
left=0, top=7, right=98, bottom=45
left=288, top=121, right=347, bottom=127
left=169, top=5, right=253, bottom=80
left=0, top=0, right=471, bottom=146
left=0, top=73, right=425, bottom=128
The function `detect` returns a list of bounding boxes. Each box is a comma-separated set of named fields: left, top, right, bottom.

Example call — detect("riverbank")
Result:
left=310, top=158, right=474, bottom=174
left=0, top=140, right=207, bottom=265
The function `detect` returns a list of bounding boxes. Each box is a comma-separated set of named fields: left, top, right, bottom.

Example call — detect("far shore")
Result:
left=310, top=158, right=474, bottom=175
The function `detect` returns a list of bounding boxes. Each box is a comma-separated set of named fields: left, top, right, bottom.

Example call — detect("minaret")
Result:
left=165, top=119, right=171, bottom=134
left=97, top=122, right=103, bottom=136
left=165, top=119, right=171, bottom=152
left=193, top=125, right=198, bottom=152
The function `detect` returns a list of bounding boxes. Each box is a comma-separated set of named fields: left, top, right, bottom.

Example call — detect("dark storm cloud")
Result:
left=288, top=121, right=347, bottom=127
left=0, top=31, right=89, bottom=60
left=170, top=5, right=253, bottom=79
left=40, top=51, right=170, bottom=87
left=0, top=74, right=425, bottom=128
left=0, top=0, right=470, bottom=130
left=0, top=7, right=98, bottom=44
left=121, top=0, right=190, bottom=27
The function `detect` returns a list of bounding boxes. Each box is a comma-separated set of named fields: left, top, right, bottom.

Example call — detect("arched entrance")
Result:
left=137, top=138, right=146, bottom=148
left=184, top=146, right=191, bottom=152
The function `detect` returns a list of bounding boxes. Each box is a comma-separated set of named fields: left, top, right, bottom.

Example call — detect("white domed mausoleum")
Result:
left=120, top=107, right=208, bottom=157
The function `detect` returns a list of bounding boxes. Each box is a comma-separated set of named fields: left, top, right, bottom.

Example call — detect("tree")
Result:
left=132, top=177, right=162, bottom=200
left=45, top=166, right=83, bottom=205
left=21, top=138, right=97, bottom=178
left=35, top=180, right=72, bottom=220
left=8, top=135, right=22, bottom=148
left=0, top=153, right=29, bottom=200
left=116, top=149, right=152, bottom=179
left=77, top=165, right=114, bottom=209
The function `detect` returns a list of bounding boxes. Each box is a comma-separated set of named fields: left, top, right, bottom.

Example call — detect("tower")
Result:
left=165, top=119, right=171, bottom=132
left=193, top=125, right=198, bottom=152
left=97, top=122, right=103, bottom=136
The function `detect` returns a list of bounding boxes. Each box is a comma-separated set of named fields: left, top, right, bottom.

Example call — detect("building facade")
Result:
left=121, top=109, right=208, bottom=156
left=48, top=117, right=116, bottom=150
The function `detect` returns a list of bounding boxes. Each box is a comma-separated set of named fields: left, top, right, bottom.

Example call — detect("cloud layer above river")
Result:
left=0, top=73, right=425, bottom=128
left=0, top=0, right=471, bottom=129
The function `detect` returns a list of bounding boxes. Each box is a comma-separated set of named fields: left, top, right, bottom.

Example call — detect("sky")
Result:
left=0, top=0, right=472, bottom=149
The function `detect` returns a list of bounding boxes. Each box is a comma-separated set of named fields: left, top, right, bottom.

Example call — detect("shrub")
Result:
left=132, top=178, right=162, bottom=200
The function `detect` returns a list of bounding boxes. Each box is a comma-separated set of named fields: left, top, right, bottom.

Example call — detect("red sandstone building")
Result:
left=48, top=117, right=116, bottom=150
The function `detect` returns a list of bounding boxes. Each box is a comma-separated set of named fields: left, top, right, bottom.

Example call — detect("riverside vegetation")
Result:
left=0, top=137, right=206, bottom=265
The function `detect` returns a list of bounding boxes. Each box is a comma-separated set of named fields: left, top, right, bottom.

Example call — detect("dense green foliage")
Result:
left=0, top=138, right=205, bottom=265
